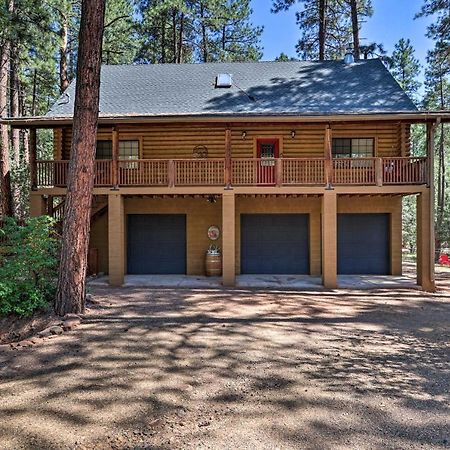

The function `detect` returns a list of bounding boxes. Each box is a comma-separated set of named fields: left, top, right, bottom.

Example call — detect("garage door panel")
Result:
left=241, top=214, right=309, bottom=274
left=127, top=214, right=186, bottom=274
left=337, top=213, right=389, bottom=275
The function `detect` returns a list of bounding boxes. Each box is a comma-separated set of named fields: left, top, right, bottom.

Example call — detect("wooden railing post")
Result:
left=47, top=195, right=54, bottom=217
left=112, top=127, right=119, bottom=188
left=375, top=157, right=383, bottom=186
left=275, top=158, right=283, bottom=187
left=225, top=128, right=232, bottom=188
left=29, top=127, right=37, bottom=190
left=168, top=159, right=175, bottom=187
left=324, top=124, right=333, bottom=188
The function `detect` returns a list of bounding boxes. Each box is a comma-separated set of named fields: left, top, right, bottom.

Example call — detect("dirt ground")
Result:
left=1, top=270, right=449, bottom=449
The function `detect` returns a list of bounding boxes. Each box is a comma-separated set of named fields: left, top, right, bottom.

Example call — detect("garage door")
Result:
left=337, top=213, right=390, bottom=275
left=241, top=214, right=309, bottom=274
left=127, top=214, right=186, bottom=274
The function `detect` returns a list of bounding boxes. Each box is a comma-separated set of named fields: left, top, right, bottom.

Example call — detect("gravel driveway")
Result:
left=1, top=280, right=449, bottom=449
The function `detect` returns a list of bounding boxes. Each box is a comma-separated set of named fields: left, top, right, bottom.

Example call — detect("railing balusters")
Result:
left=34, top=157, right=429, bottom=188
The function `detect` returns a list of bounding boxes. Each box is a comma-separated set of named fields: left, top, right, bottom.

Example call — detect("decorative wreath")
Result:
left=193, top=145, right=208, bottom=158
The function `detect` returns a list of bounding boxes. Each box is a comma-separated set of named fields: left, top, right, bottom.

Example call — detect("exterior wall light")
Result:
left=291, top=130, right=296, bottom=138
left=241, top=131, right=247, bottom=140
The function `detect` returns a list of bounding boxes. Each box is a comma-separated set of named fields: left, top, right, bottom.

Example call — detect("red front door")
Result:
left=256, top=139, right=279, bottom=185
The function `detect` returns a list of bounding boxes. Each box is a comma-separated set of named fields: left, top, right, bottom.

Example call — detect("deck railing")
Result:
left=35, top=156, right=428, bottom=189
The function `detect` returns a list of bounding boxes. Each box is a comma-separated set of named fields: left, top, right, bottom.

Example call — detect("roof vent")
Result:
left=215, top=73, right=232, bottom=88
left=344, top=44, right=354, bottom=64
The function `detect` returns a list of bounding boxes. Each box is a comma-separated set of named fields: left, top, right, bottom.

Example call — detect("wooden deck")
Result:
left=35, top=156, right=429, bottom=189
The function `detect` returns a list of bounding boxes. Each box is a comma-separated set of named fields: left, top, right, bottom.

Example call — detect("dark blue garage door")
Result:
left=127, top=214, right=186, bottom=274
left=337, top=213, right=390, bottom=275
left=241, top=214, right=310, bottom=274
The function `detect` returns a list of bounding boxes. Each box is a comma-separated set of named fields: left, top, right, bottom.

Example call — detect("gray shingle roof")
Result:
left=47, top=59, right=417, bottom=118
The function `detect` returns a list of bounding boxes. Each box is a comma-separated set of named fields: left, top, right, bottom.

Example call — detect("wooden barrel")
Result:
left=205, top=254, right=222, bottom=276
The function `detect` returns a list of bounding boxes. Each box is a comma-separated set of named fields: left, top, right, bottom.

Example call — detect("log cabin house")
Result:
left=7, top=58, right=450, bottom=291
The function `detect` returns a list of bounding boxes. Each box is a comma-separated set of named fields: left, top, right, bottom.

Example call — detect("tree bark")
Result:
left=177, top=12, right=184, bottom=63
left=0, top=44, right=13, bottom=217
left=349, top=0, right=360, bottom=59
left=318, top=0, right=326, bottom=60
left=55, top=0, right=106, bottom=316
left=172, top=8, right=178, bottom=63
left=200, top=3, right=208, bottom=63
left=59, top=10, right=70, bottom=93
left=9, top=42, right=20, bottom=165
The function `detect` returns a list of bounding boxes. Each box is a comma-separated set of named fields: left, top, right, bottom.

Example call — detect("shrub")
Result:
left=0, top=216, right=59, bottom=317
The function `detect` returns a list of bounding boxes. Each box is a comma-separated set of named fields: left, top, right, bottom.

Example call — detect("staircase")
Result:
left=49, top=195, right=108, bottom=227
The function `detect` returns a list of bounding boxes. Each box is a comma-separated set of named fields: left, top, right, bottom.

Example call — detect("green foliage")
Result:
left=416, top=0, right=450, bottom=54
left=275, top=52, right=297, bottom=61
left=103, top=0, right=139, bottom=64
left=389, top=38, right=421, bottom=103
left=271, top=0, right=373, bottom=60
left=136, top=0, right=262, bottom=63
left=0, top=217, right=59, bottom=317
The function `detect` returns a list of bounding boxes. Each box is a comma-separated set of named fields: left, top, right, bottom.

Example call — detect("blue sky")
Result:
left=251, top=0, right=434, bottom=81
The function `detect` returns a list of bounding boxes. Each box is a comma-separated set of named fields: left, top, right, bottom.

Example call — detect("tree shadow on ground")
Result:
left=0, top=282, right=449, bottom=449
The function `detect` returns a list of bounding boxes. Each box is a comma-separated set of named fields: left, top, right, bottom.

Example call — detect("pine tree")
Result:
left=271, top=0, right=372, bottom=60
left=55, top=0, right=106, bottom=315
left=423, top=43, right=450, bottom=258
left=417, top=0, right=450, bottom=54
left=103, top=0, right=138, bottom=64
left=137, top=0, right=262, bottom=64
left=389, top=38, right=421, bottom=103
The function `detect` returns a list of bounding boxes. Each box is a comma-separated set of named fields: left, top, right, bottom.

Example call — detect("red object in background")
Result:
left=438, top=254, right=450, bottom=266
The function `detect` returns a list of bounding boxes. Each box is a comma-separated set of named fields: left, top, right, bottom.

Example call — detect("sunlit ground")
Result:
left=0, top=265, right=449, bottom=450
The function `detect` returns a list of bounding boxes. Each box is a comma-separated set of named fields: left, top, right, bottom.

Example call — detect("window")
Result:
left=332, top=138, right=374, bottom=158
left=95, top=140, right=139, bottom=160
left=96, top=140, right=113, bottom=159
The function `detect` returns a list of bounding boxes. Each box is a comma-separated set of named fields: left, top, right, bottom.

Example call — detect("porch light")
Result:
left=291, top=130, right=296, bottom=138
left=241, top=131, right=247, bottom=140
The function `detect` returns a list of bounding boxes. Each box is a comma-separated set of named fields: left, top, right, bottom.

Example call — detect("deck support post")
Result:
left=375, top=157, right=383, bottom=186
left=112, top=127, right=119, bottom=189
left=30, top=193, right=46, bottom=217
left=224, top=128, right=232, bottom=188
left=324, top=124, right=333, bottom=189
left=322, top=190, right=337, bottom=288
left=417, top=190, right=435, bottom=291
left=29, top=127, right=37, bottom=190
left=222, top=191, right=235, bottom=286
left=108, top=193, right=125, bottom=286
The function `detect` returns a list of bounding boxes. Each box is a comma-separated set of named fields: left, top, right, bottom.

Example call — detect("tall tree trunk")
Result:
left=59, top=11, right=70, bottom=92
left=200, top=3, right=208, bottom=63
left=0, top=44, right=13, bottom=217
left=349, top=0, right=360, bottom=59
left=318, top=0, right=326, bottom=60
left=9, top=43, right=20, bottom=165
left=55, top=0, right=106, bottom=316
left=177, top=13, right=184, bottom=63
left=160, top=12, right=166, bottom=63
left=172, top=8, right=178, bottom=63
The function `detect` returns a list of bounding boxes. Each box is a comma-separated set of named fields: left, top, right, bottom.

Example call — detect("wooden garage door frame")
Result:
left=240, top=213, right=310, bottom=274
left=337, top=213, right=390, bottom=275
left=127, top=214, right=187, bottom=275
